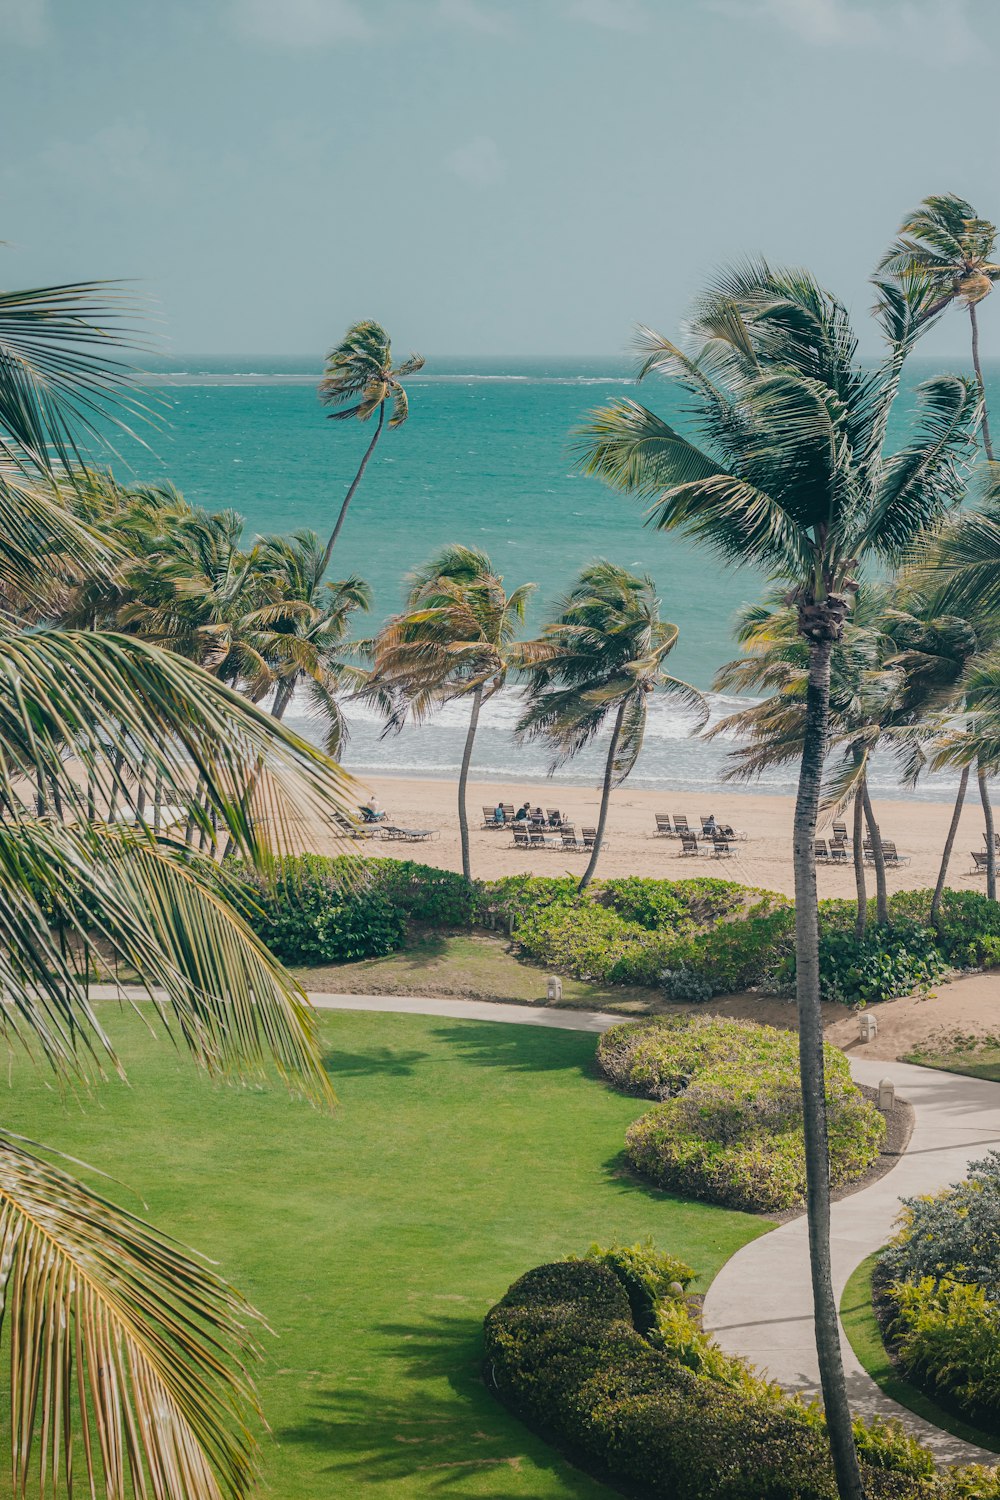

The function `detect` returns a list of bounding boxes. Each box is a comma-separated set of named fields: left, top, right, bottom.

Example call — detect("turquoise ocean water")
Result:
left=118, top=354, right=985, bottom=799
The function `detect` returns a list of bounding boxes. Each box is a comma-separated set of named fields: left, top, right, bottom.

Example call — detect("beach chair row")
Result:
left=511, top=824, right=596, bottom=851
left=482, top=803, right=566, bottom=829
left=815, top=836, right=909, bottom=866
left=653, top=813, right=746, bottom=842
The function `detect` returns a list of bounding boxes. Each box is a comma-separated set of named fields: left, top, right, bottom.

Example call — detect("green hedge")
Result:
left=877, top=1152, right=1000, bottom=1424
left=484, top=1246, right=998, bottom=1499
left=232, top=857, right=1000, bottom=1006
left=598, top=1017, right=884, bottom=1212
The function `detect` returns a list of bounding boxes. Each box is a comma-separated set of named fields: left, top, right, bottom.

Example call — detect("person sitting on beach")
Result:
left=514, top=802, right=531, bottom=822
left=360, top=793, right=387, bottom=823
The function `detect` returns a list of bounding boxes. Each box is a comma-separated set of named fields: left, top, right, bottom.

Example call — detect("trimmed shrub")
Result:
left=659, top=968, right=714, bottom=1002
left=598, top=1017, right=884, bottom=1212
left=878, top=1152, right=1000, bottom=1423
left=484, top=1248, right=981, bottom=1499
left=236, top=856, right=405, bottom=965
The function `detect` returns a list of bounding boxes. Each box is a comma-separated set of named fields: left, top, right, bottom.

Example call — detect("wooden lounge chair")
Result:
left=971, top=850, right=990, bottom=874
left=881, top=840, right=910, bottom=867
left=582, top=827, right=597, bottom=849
left=561, top=826, right=582, bottom=849
left=654, top=813, right=673, bottom=837
left=829, top=844, right=849, bottom=864
left=679, top=832, right=700, bottom=856
left=529, top=829, right=550, bottom=848
left=512, top=827, right=530, bottom=848
left=711, top=836, right=735, bottom=858
left=700, top=816, right=717, bottom=836
left=673, top=814, right=691, bottom=835
left=831, top=821, right=849, bottom=844
left=546, top=808, right=562, bottom=827
left=482, top=805, right=506, bottom=828
left=815, top=839, right=831, bottom=863
left=502, top=804, right=515, bottom=821
left=715, top=822, right=746, bottom=842
left=985, top=832, right=1000, bottom=851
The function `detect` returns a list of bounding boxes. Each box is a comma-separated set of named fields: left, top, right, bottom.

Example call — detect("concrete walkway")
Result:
left=703, top=1055, right=1000, bottom=1465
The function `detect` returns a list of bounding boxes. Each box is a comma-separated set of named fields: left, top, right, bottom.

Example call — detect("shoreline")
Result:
left=316, top=773, right=986, bottom=901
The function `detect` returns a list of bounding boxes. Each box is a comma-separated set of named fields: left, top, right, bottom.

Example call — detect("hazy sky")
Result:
left=3, top=0, right=999, bottom=357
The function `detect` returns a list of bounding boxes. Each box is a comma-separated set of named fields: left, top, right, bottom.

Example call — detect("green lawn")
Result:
left=293, top=930, right=664, bottom=1013
left=0, top=1006, right=768, bottom=1497
left=840, top=1254, right=1000, bottom=1455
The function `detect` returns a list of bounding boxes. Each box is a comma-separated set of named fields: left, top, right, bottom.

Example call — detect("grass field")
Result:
left=0, top=1005, right=768, bottom=1498
left=840, top=1254, right=1000, bottom=1455
left=292, top=930, right=663, bottom=1012
left=905, top=1037, right=1000, bottom=1082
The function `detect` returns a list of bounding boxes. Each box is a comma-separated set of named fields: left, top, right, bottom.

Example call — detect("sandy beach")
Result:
left=332, top=774, right=987, bottom=899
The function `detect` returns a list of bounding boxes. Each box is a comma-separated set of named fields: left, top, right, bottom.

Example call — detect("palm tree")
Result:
left=880, top=193, right=1000, bottom=459
left=0, top=274, right=358, bottom=1497
left=577, top=271, right=979, bottom=1500
left=516, top=561, right=703, bottom=890
left=363, top=545, right=532, bottom=881
left=318, top=320, right=424, bottom=574
left=247, top=529, right=371, bottom=750
left=712, top=593, right=901, bottom=933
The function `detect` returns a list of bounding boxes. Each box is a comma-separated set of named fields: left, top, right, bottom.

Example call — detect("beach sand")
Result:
left=331, top=774, right=985, bottom=900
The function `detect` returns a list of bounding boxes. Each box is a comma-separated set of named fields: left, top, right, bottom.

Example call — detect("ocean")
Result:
left=117, top=354, right=984, bottom=800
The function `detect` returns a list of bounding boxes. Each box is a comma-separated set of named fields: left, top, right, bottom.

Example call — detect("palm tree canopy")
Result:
left=515, top=560, right=704, bottom=784
left=318, top=319, right=424, bottom=428
left=879, top=193, right=1000, bottom=311
left=364, top=544, right=533, bottom=728
left=577, top=263, right=980, bottom=641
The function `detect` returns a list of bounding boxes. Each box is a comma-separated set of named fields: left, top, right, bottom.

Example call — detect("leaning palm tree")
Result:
left=362, top=545, right=532, bottom=881
left=0, top=272, right=358, bottom=1498
left=516, top=562, right=704, bottom=890
left=318, top=320, right=424, bottom=574
left=577, top=269, right=979, bottom=1500
left=880, top=193, right=1000, bottom=458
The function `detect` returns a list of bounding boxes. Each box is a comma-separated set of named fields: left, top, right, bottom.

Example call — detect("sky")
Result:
left=2, top=0, right=1000, bottom=358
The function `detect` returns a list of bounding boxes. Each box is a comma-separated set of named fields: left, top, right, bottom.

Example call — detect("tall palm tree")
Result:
left=516, top=562, right=703, bottom=890
left=318, top=320, right=424, bottom=574
left=363, top=545, right=532, bottom=881
left=0, top=274, right=357, bottom=1498
left=880, top=193, right=1000, bottom=459
left=577, top=271, right=979, bottom=1500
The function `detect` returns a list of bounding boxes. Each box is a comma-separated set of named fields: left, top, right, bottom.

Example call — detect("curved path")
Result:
left=93, top=985, right=1000, bottom=1463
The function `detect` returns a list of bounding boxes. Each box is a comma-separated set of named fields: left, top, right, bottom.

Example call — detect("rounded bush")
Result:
left=598, top=1017, right=884, bottom=1213
left=660, top=968, right=714, bottom=1003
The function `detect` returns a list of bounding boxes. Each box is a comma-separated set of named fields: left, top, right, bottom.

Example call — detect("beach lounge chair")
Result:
left=880, top=840, right=910, bottom=867
left=831, top=820, right=849, bottom=843
left=673, top=814, right=691, bottom=835
left=546, top=808, right=562, bottom=827
left=529, top=829, right=550, bottom=848
left=502, top=804, right=515, bottom=821
left=379, top=825, right=438, bottom=842
left=512, top=827, right=530, bottom=848
left=700, top=816, right=718, bottom=837
left=561, top=826, right=582, bottom=849
left=711, top=836, right=735, bottom=858
left=971, top=850, right=990, bottom=874
left=829, top=843, right=849, bottom=864
left=482, top=805, right=506, bottom=828
left=985, top=832, right=1000, bottom=851
left=715, top=822, right=746, bottom=841
left=582, top=827, right=597, bottom=849
left=654, top=813, right=673, bottom=837
left=679, top=832, right=700, bottom=856
left=815, top=839, right=831, bottom=863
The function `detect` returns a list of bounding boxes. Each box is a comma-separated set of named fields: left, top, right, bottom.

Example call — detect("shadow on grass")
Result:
left=323, top=1047, right=431, bottom=1078
left=274, top=1309, right=579, bottom=1494
left=429, top=1021, right=599, bottom=1076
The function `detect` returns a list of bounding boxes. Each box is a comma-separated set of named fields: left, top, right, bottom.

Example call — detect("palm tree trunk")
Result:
left=579, top=699, right=627, bottom=894
left=932, top=764, right=970, bottom=924
left=980, top=759, right=996, bottom=901
left=320, top=402, right=387, bottom=578
left=970, top=302, right=995, bottom=462
left=861, top=784, right=888, bottom=925
left=852, top=781, right=866, bottom=941
left=794, top=636, right=865, bottom=1500
left=457, top=684, right=483, bottom=883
